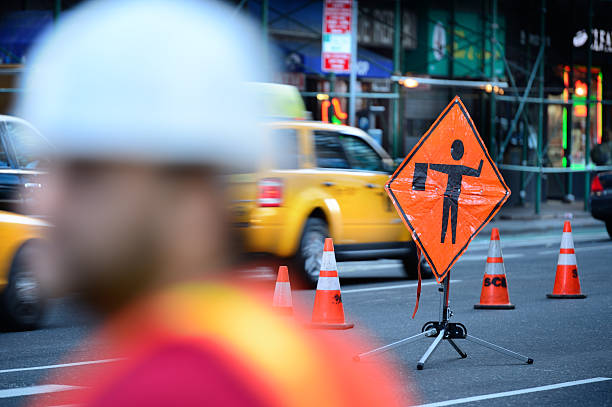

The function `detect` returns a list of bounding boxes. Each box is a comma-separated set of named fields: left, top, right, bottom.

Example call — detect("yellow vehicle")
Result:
left=0, top=211, right=47, bottom=330
left=231, top=120, right=431, bottom=285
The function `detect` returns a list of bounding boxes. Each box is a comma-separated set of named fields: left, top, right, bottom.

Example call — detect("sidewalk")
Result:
left=480, top=200, right=605, bottom=237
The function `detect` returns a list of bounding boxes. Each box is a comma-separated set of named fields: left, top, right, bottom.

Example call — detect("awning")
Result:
left=275, top=39, right=393, bottom=79
left=0, top=11, right=53, bottom=64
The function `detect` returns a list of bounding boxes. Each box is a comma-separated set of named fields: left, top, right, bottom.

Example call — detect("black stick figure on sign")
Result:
left=412, top=139, right=483, bottom=244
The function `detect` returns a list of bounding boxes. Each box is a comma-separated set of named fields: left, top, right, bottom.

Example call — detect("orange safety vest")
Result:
left=30, top=282, right=412, bottom=406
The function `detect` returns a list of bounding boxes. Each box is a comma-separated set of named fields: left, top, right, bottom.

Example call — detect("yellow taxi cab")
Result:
left=0, top=211, right=47, bottom=330
left=231, top=85, right=430, bottom=285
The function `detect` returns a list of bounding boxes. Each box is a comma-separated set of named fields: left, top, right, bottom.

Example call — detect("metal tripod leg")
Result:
left=416, top=330, right=445, bottom=370
left=465, top=334, right=533, bottom=364
left=447, top=338, right=467, bottom=358
left=354, top=328, right=437, bottom=361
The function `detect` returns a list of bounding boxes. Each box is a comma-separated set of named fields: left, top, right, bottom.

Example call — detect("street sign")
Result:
left=322, top=0, right=352, bottom=73
left=386, top=97, right=510, bottom=282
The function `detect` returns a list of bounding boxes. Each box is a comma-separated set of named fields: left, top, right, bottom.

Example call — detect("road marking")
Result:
left=457, top=253, right=523, bottom=262
left=339, top=262, right=401, bottom=272
left=537, top=244, right=612, bottom=256
left=411, top=377, right=612, bottom=407
left=0, top=384, right=81, bottom=399
left=0, top=358, right=120, bottom=374
left=343, top=280, right=460, bottom=294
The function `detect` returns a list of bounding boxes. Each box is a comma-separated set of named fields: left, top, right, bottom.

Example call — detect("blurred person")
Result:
left=15, top=0, right=410, bottom=406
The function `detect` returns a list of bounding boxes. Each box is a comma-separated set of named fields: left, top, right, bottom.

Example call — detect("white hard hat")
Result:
left=14, top=0, right=270, bottom=169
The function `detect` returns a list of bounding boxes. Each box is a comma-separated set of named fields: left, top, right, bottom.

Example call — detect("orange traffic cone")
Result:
left=272, top=265, right=293, bottom=315
left=547, top=221, right=586, bottom=299
left=308, top=238, right=354, bottom=329
left=474, top=228, right=515, bottom=309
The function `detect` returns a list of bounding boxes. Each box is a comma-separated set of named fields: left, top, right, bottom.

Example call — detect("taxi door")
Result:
left=336, top=132, right=404, bottom=243
left=310, top=130, right=368, bottom=244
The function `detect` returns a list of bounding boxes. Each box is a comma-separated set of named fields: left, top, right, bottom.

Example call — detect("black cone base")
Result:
left=546, top=294, right=586, bottom=299
left=474, top=303, right=515, bottom=309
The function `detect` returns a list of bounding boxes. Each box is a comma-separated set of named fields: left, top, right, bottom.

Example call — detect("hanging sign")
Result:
left=322, top=0, right=352, bottom=73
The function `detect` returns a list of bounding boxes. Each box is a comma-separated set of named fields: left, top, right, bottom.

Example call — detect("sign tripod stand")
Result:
left=354, top=272, right=534, bottom=370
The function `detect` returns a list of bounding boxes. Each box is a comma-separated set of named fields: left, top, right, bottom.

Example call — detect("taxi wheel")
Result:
left=294, top=218, right=328, bottom=288
left=402, top=244, right=434, bottom=280
left=0, top=243, right=45, bottom=331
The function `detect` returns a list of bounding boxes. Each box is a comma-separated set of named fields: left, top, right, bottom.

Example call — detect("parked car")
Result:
left=0, top=210, right=48, bottom=330
left=230, top=120, right=431, bottom=286
left=0, top=115, right=50, bottom=216
left=590, top=171, right=612, bottom=239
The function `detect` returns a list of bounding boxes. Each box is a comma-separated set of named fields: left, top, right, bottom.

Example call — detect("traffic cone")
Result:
left=308, top=238, right=354, bottom=329
left=272, top=265, right=293, bottom=315
left=547, top=221, right=586, bottom=299
left=474, top=228, right=515, bottom=309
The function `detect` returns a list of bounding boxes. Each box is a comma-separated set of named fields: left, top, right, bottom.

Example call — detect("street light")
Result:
left=402, top=78, right=419, bottom=88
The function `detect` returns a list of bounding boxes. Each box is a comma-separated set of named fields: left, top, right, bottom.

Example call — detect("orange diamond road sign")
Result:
left=386, top=97, right=510, bottom=283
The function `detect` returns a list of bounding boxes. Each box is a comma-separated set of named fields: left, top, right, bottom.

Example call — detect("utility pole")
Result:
left=584, top=0, right=592, bottom=211
left=261, top=0, right=268, bottom=44
left=392, top=0, right=402, bottom=158
left=535, top=0, right=546, bottom=215
left=54, top=0, right=61, bottom=21
left=348, top=1, right=358, bottom=126
left=566, top=0, right=575, bottom=202
left=489, top=0, right=497, bottom=160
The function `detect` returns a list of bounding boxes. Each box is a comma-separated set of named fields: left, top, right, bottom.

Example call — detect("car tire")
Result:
left=0, top=242, right=45, bottom=331
left=294, top=217, right=328, bottom=288
left=606, top=220, right=612, bottom=240
left=402, top=242, right=434, bottom=280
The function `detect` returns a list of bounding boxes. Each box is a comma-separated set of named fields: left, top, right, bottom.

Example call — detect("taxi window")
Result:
left=0, top=132, right=9, bottom=168
left=271, top=128, right=299, bottom=169
left=340, top=134, right=384, bottom=172
left=5, top=121, right=50, bottom=170
left=314, top=131, right=350, bottom=169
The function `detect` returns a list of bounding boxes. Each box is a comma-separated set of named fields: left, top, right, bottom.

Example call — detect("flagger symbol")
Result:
left=412, top=139, right=483, bottom=244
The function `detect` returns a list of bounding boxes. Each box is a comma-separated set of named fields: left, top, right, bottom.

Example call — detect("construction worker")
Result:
left=17, top=0, right=410, bottom=406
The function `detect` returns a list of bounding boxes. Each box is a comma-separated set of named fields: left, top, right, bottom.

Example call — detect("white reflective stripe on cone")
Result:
left=484, top=261, right=505, bottom=275
left=316, top=276, right=341, bottom=291
left=487, top=239, right=502, bottom=258
left=560, top=232, right=575, bottom=249
left=273, top=282, right=292, bottom=306
left=320, top=250, right=337, bottom=272
left=557, top=253, right=577, bottom=266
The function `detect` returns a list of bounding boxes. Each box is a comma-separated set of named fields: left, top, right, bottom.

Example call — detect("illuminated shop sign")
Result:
left=573, top=29, right=612, bottom=53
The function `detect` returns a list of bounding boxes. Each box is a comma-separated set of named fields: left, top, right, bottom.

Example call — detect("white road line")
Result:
left=0, top=384, right=81, bottom=399
left=0, top=358, right=120, bottom=374
left=457, top=253, right=523, bottom=262
left=343, top=280, right=461, bottom=294
left=537, top=244, right=612, bottom=256
left=411, top=377, right=612, bottom=407
left=339, top=263, right=401, bottom=273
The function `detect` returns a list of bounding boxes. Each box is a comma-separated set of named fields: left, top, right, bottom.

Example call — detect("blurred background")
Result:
left=0, top=3, right=609, bottom=406
left=1, top=0, right=612, bottom=209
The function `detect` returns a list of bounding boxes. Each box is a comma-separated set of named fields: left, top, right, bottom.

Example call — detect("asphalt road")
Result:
left=0, top=225, right=610, bottom=406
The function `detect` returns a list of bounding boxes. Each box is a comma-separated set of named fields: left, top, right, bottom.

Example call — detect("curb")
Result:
left=481, top=217, right=605, bottom=236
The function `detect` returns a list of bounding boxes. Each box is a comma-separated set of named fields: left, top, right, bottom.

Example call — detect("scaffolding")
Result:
left=252, top=0, right=612, bottom=214
left=2, top=0, right=612, bottom=214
